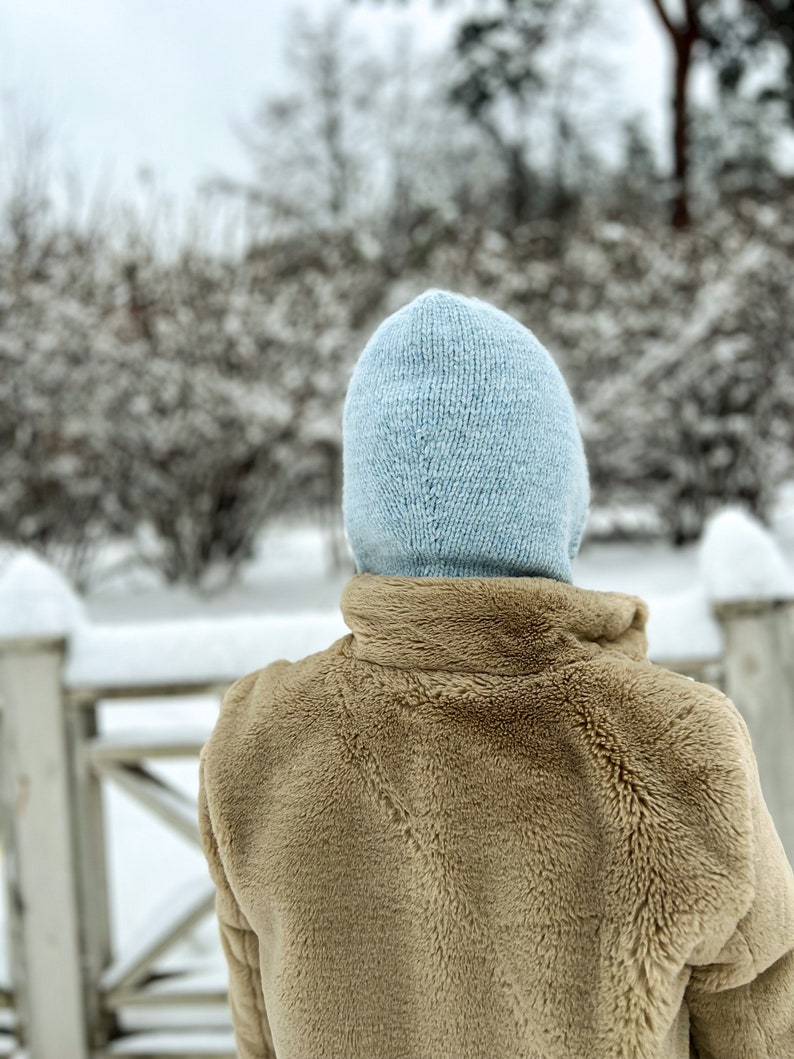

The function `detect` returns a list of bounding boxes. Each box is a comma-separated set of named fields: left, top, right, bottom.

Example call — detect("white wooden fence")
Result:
left=0, top=507, right=791, bottom=1058
left=0, top=554, right=344, bottom=1059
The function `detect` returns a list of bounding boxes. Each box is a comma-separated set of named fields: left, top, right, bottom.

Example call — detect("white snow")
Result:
left=105, top=1030, right=236, bottom=1055
left=577, top=503, right=794, bottom=658
left=100, top=875, right=216, bottom=994
left=643, top=585, right=722, bottom=661
left=699, top=505, right=794, bottom=603
left=573, top=535, right=724, bottom=660
left=0, top=551, right=86, bottom=639
left=65, top=611, right=347, bottom=690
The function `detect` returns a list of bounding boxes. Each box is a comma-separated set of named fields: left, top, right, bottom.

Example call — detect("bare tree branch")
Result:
left=648, top=0, right=678, bottom=39
left=682, top=0, right=703, bottom=35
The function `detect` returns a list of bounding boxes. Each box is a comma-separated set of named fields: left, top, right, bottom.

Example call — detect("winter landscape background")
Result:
left=2, top=0, right=794, bottom=592
left=1, top=0, right=794, bottom=1054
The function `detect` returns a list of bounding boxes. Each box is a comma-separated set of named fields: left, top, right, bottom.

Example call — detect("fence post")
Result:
left=701, top=507, right=794, bottom=864
left=711, top=597, right=794, bottom=863
left=0, top=554, right=90, bottom=1057
left=66, top=696, right=117, bottom=1050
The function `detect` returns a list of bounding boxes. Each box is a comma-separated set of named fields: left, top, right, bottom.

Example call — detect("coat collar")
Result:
left=340, top=573, right=650, bottom=675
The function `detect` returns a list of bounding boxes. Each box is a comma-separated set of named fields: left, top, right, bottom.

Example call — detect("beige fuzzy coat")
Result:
left=198, top=573, right=794, bottom=1058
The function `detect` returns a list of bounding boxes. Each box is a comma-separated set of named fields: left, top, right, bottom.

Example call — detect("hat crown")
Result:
left=342, top=289, right=590, bottom=581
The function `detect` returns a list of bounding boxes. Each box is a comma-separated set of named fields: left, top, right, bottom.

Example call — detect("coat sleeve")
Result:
left=198, top=746, right=277, bottom=1059
left=685, top=710, right=794, bottom=1058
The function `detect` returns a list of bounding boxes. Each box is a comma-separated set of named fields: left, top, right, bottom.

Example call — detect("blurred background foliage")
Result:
left=1, top=0, right=793, bottom=590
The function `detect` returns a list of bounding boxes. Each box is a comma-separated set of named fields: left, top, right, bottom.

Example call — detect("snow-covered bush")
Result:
left=99, top=238, right=374, bottom=588
left=563, top=203, right=794, bottom=543
left=0, top=178, right=386, bottom=589
left=0, top=224, right=121, bottom=588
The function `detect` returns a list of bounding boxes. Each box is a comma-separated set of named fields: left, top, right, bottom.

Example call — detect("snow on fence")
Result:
left=0, top=504, right=792, bottom=1058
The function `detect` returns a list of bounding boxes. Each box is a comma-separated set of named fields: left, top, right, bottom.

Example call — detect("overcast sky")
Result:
left=0, top=0, right=672, bottom=211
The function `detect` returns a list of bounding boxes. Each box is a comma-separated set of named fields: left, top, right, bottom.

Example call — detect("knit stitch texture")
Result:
left=342, top=289, right=590, bottom=581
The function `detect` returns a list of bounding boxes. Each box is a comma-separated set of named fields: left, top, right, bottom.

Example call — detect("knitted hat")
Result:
left=341, top=289, right=590, bottom=582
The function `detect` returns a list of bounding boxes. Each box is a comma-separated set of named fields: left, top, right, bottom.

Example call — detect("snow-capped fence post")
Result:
left=701, top=508, right=794, bottom=864
left=0, top=553, right=90, bottom=1057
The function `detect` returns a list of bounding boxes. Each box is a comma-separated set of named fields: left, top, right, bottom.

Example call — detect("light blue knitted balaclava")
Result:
left=341, top=289, right=590, bottom=582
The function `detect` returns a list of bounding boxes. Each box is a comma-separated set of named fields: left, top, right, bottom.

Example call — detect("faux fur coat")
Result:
left=198, top=573, right=794, bottom=1058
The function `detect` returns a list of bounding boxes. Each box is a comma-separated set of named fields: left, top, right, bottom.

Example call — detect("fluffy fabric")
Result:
left=199, top=574, right=794, bottom=1058
left=341, top=290, right=590, bottom=582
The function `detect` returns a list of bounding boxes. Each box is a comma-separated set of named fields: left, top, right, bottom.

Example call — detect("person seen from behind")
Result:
left=199, top=289, right=794, bottom=1058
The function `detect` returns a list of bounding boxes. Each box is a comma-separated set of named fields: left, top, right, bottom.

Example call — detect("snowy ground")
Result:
left=1, top=489, right=794, bottom=1043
